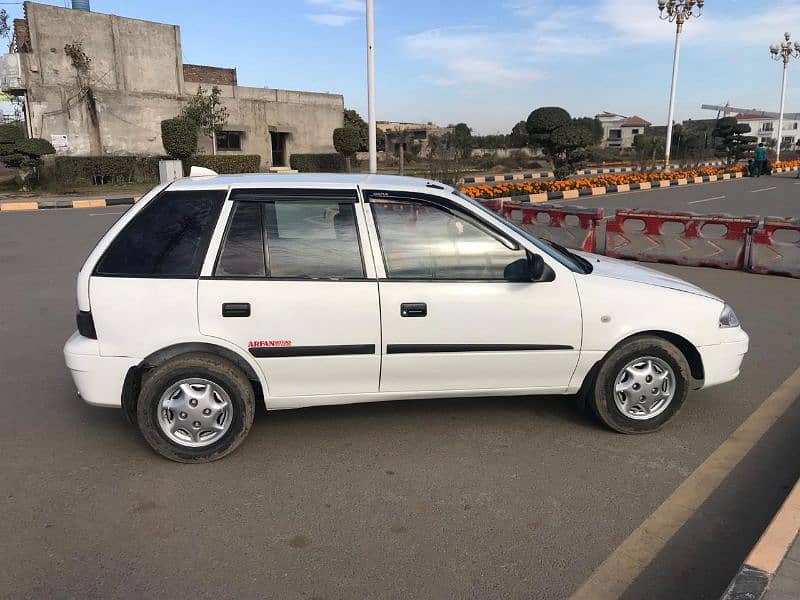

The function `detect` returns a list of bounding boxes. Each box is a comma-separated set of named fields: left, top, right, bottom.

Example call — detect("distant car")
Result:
left=64, top=171, right=749, bottom=462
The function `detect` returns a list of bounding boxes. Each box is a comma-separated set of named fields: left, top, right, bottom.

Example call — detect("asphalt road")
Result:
left=1, top=202, right=799, bottom=599
left=577, top=172, right=800, bottom=218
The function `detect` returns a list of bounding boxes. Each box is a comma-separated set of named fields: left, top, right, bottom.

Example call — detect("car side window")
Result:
left=214, top=198, right=365, bottom=279
left=94, top=190, right=226, bottom=277
left=371, top=198, right=526, bottom=280
left=264, top=201, right=364, bottom=279
left=215, top=202, right=267, bottom=277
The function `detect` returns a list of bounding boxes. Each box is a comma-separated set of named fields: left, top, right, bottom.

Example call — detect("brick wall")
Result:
left=183, top=64, right=237, bottom=87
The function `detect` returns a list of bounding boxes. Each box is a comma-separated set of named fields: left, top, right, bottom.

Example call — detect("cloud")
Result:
left=306, top=0, right=361, bottom=27
left=403, top=27, right=542, bottom=86
left=307, top=13, right=357, bottom=26
left=597, top=0, right=800, bottom=48
left=307, top=0, right=362, bottom=12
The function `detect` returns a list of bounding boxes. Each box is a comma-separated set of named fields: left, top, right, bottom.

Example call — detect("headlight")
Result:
left=719, top=304, right=740, bottom=328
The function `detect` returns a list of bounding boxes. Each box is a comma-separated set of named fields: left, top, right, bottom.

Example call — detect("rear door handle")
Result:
left=400, top=302, right=427, bottom=317
left=222, top=302, right=251, bottom=317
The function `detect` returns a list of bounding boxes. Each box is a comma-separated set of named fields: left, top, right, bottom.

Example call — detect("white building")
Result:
left=735, top=113, right=800, bottom=149
left=596, top=112, right=651, bottom=149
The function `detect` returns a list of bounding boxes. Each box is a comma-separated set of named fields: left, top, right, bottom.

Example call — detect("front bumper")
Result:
left=64, top=331, right=138, bottom=407
left=697, top=328, right=750, bottom=389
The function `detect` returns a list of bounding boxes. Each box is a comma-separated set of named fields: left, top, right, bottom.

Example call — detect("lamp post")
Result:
left=769, top=32, right=800, bottom=163
left=658, top=0, right=704, bottom=168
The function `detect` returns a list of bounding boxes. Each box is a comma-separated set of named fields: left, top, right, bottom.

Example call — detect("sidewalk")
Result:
left=723, top=478, right=800, bottom=599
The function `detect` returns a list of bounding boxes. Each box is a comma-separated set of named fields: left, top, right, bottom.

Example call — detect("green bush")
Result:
left=333, top=127, right=361, bottom=158
left=191, top=154, right=260, bottom=174
left=51, top=156, right=161, bottom=185
left=290, top=153, right=346, bottom=172
left=161, top=117, right=197, bottom=162
left=0, top=123, right=24, bottom=145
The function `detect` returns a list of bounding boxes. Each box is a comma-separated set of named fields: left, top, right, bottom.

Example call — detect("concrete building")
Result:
left=596, top=112, right=651, bottom=149
left=378, top=121, right=454, bottom=158
left=0, top=2, right=344, bottom=167
left=734, top=113, right=800, bottom=149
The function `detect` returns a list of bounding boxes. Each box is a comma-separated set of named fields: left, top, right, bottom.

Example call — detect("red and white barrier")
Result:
left=606, top=210, right=759, bottom=270
left=500, top=203, right=604, bottom=253
left=750, top=217, right=800, bottom=278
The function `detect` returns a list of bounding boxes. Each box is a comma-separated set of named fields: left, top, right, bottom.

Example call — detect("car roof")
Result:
left=167, top=172, right=452, bottom=192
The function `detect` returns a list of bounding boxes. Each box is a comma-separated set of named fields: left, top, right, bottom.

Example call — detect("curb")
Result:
left=0, top=196, right=138, bottom=212
left=722, top=476, right=800, bottom=600
left=459, top=171, right=553, bottom=184
left=575, top=161, right=725, bottom=176
left=477, top=170, right=761, bottom=206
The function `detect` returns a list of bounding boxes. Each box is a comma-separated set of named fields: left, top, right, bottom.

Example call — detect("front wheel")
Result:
left=137, top=353, right=255, bottom=462
left=590, top=336, right=690, bottom=434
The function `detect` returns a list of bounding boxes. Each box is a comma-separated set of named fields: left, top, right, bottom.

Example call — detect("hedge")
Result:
left=161, top=117, right=197, bottom=163
left=290, top=153, right=346, bottom=172
left=191, top=154, right=261, bottom=174
left=51, top=156, right=161, bottom=185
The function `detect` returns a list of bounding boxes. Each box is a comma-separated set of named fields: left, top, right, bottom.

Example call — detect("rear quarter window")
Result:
left=94, top=189, right=226, bottom=277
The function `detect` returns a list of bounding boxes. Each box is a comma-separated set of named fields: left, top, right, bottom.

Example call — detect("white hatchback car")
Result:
left=64, top=172, right=748, bottom=462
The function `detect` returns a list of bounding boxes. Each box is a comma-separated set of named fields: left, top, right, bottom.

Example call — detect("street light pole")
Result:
left=770, top=33, right=800, bottom=163
left=658, top=0, right=703, bottom=168
left=366, top=0, right=377, bottom=174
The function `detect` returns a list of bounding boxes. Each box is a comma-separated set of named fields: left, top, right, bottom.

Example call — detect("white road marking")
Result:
left=688, top=195, right=725, bottom=204
left=751, top=186, right=777, bottom=193
left=89, top=211, right=124, bottom=216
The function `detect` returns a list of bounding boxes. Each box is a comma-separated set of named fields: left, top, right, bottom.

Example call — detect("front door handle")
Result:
left=222, top=302, right=251, bottom=317
left=401, top=302, right=427, bottom=317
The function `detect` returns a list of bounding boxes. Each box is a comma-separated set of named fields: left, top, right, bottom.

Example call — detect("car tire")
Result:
left=137, top=353, right=255, bottom=463
left=590, top=336, right=690, bottom=434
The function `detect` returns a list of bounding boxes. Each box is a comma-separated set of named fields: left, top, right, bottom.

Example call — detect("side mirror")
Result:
left=505, top=254, right=547, bottom=282
left=529, top=254, right=546, bottom=280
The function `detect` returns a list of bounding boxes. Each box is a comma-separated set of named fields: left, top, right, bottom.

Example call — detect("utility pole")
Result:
left=366, top=0, right=377, bottom=174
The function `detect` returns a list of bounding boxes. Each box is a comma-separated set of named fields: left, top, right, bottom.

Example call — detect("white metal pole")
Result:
left=664, top=21, right=683, bottom=168
left=366, top=0, right=377, bottom=174
left=776, top=59, right=788, bottom=163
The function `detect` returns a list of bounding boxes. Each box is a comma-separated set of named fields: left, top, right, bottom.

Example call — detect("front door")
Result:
left=271, top=133, right=287, bottom=167
left=198, top=188, right=380, bottom=399
left=363, top=191, right=582, bottom=394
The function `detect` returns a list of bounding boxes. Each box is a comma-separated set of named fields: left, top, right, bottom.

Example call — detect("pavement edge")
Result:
left=0, top=196, right=138, bottom=212
left=721, top=477, right=800, bottom=600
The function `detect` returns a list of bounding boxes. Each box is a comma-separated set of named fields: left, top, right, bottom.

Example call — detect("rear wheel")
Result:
left=137, top=353, right=255, bottom=462
left=590, top=336, right=690, bottom=434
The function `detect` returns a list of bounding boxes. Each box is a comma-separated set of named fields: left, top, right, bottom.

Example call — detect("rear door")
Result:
left=198, top=188, right=381, bottom=399
left=363, top=190, right=582, bottom=394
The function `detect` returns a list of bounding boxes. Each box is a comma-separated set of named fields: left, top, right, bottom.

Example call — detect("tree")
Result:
left=526, top=106, right=571, bottom=157
left=161, top=117, right=198, bottom=170
left=451, top=123, right=473, bottom=160
left=510, top=121, right=529, bottom=148
left=181, top=85, right=229, bottom=155
left=712, top=117, right=757, bottom=164
left=633, top=133, right=665, bottom=164
left=550, top=123, right=594, bottom=177
left=526, top=106, right=594, bottom=177
left=344, top=109, right=368, bottom=152
left=0, top=124, right=55, bottom=190
left=573, top=117, right=604, bottom=145
left=333, top=126, right=361, bottom=172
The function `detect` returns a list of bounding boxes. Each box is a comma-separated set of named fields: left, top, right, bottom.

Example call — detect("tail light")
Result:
left=76, top=310, right=97, bottom=339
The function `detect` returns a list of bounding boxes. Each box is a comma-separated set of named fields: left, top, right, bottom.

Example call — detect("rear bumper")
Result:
left=63, top=331, right=137, bottom=408
left=698, top=329, right=749, bottom=389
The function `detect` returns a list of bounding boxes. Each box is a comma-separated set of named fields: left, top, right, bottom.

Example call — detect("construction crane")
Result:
left=701, top=103, right=800, bottom=120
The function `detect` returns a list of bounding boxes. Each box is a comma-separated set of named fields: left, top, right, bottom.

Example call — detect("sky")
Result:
left=9, top=0, right=800, bottom=134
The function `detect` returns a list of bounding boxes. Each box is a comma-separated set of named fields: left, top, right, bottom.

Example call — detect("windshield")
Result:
left=454, top=191, right=588, bottom=274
